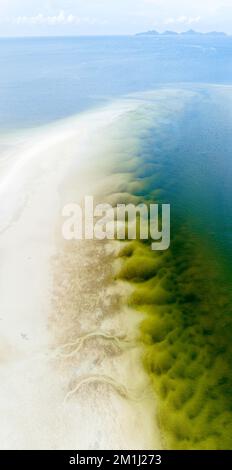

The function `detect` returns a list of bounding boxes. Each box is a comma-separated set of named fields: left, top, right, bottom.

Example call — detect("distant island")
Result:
left=136, top=29, right=228, bottom=37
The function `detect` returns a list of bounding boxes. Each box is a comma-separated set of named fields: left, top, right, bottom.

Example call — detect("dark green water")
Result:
left=133, top=87, right=232, bottom=282
left=115, top=87, right=232, bottom=449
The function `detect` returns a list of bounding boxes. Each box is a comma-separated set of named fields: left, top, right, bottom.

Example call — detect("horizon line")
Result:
left=0, top=30, right=230, bottom=39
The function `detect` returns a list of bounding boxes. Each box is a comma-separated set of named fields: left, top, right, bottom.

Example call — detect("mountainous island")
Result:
left=136, top=29, right=228, bottom=37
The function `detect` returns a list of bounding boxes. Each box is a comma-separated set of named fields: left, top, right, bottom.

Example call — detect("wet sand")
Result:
left=0, top=102, right=162, bottom=449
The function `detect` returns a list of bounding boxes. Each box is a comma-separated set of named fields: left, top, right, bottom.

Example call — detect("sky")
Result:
left=0, top=0, right=232, bottom=36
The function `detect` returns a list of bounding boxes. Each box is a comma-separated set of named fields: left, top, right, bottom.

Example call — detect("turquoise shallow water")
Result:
left=112, top=90, right=232, bottom=448
left=132, top=87, right=232, bottom=276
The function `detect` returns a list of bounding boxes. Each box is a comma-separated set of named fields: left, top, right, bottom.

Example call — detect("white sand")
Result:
left=0, top=102, right=162, bottom=450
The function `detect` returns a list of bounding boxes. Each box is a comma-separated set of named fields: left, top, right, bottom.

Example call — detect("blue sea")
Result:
left=0, top=35, right=232, bottom=129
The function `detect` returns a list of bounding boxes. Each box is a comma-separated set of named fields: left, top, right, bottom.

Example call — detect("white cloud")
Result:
left=165, top=15, right=201, bottom=25
left=12, top=10, right=99, bottom=26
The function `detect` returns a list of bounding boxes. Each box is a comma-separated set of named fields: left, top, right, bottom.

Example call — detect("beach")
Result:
left=0, top=101, right=162, bottom=449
